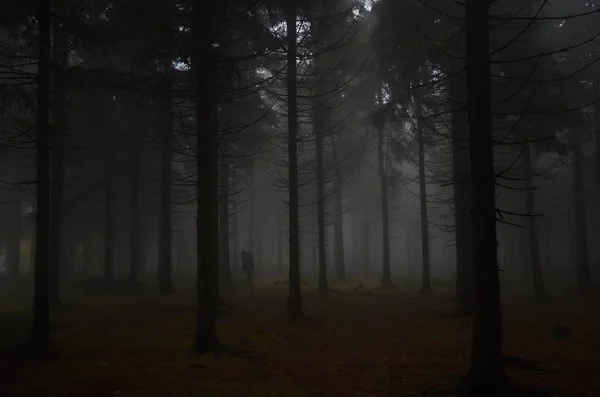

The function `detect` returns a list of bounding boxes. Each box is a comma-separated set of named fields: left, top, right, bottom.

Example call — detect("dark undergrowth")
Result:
left=1, top=278, right=599, bottom=397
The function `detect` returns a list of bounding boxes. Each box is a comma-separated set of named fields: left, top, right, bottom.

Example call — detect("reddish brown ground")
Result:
left=1, top=280, right=599, bottom=397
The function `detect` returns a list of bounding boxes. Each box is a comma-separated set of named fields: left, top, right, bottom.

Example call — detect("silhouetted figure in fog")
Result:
left=241, top=250, right=254, bottom=288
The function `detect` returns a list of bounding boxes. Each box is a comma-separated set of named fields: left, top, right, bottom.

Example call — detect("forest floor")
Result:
left=1, top=278, right=600, bottom=397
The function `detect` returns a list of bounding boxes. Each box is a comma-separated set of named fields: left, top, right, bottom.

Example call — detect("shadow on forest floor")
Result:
left=1, top=281, right=600, bottom=396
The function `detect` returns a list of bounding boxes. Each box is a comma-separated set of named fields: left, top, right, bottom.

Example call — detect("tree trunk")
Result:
left=286, top=0, right=303, bottom=319
left=350, top=197, right=361, bottom=276
left=232, top=197, right=239, bottom=279
left=570, top=129, right=593, bottom=293
left=103, top=103, right=114, bottom=284
left=377, top=112, right=394, bottom=288
left=31, top=0, right=51, bottom=347
left=247, top=167, right=255, bottom=255
left=406, top=225, right=412, bottom=275
left=82, top=221, right=89, bottom=277
left=312, top=226, right=317, bottom=276
left=450, top=70, right=473, bottom=316
left=255, top=204, right=262, bottom=271
left=523, top=143, right=546, bottom=298
left=594, top=82, right=600, bottom=187
left=415, top=91, right=432, bottom=293
left=464, top=0, right=507, bottom=393
left=192, top=8, right=220, bottom=353
left=315, top=97, right=329, bottom=296
left=332, top=139, right=346, bottom=282
left=219, top=139, right=233, bottom=288
left=129, top=125, right=139, bottom=284
left=158, top=63, right=174, bottom=293
left=361, top=194, right=371, bottom=278
left=5, top=189, right=22, bottom=280
left=277, top=205, right=283, bottom=274
left=518, top=225, right=530, bottom=284
left=49, top=14, right=68, bottom=303
left=29, top=206, right=37, bottom=277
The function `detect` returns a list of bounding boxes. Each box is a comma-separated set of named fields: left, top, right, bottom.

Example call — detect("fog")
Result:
left=1, top=0, right=600, bottom=396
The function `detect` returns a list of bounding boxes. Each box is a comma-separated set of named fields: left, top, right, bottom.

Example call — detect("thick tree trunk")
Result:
left=31, top=0, right=51, bottom=347
left=377, top=114, right=394, bottom=288
left=570, top=129, right=593, bottom=293
left=49, top=15, right=68, bottom=303
left=286, top=0, right=303, bottom=319
left=464, top=0, right=507, bottom=393
left=192, top=10, right=220, bottom=353
left=129, top=126, right=140, bottom=284
left=219, top=139, right=233, bottom=288
left=415, top=92, right=432, bottom=293
left=450, top=71, right=473, bottom=316
left=523, top=143, right=546, bottom=298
